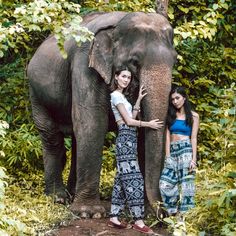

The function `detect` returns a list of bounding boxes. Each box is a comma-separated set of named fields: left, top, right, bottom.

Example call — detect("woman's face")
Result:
left=115, top=70, right=132, bottom=90
left=171, top=92, right=186, bottom=110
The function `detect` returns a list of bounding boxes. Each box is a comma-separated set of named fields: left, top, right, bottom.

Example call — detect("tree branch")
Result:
left=156, top=0, right=169, bottom=18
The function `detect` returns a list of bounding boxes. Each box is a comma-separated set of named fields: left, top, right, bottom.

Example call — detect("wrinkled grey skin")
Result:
left=27, top=11, right=176, bottom=217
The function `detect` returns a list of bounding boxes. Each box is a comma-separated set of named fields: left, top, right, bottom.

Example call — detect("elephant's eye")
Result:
left=129, top=58, right=140, bottom=67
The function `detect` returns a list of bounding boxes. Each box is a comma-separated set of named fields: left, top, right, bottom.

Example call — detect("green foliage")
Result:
left=0, top=121, right=74, bottom=235
left=0, top=58, right=31, bottom=124
left=169, top=0, right=234, bottom=44
left=185, top=163, right=236, bottom=235
left=174, top=62, right=236, bottom=235
left=82, top=0, right=155, bottom=13
left=3, top=172, right=73, bottom=235
left=183, top=83, right=236, bottom=235
left=198, top=84, right=235, bottom=166
left=0, top=167, right=33, bottom=235
left=0, top=121, right=8, bottom=139
left=99, top=132, right=116, bottom=199
left=0, top=0, right=94, bottom=58
left=0, top=58, right=43, bottom=173
left=1, top=123, right=43, bottom=170
left=0, top=122, right=34, bottom=235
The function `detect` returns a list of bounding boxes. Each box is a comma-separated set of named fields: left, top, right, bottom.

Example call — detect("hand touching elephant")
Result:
left=27, top=2, right=176, bottom=218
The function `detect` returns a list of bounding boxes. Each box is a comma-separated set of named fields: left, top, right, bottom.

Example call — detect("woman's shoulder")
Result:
left=110, top=91, right=125, bottom=105
left=191, top=111, right=199, bottom=120
left=111, top=90, right=122, bottom=96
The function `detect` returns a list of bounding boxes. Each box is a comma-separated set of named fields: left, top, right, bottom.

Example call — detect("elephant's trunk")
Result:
left=140, top=64, right=171, bottom=207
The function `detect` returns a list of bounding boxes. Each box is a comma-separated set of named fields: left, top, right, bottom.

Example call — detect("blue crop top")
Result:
left=170, top=119, right=192, bottom=136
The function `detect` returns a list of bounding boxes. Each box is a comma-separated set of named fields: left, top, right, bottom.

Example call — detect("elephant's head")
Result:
left=88, top=5, right=176, bottom=212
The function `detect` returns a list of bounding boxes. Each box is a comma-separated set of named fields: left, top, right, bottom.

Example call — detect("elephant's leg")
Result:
left=70, top=104, right=109, bottom=218
left=30, top=95, right=67, bottom=202
left=42, top=132, right=67, bottom=203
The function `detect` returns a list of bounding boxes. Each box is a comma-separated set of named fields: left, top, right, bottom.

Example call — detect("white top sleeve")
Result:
left=110, top=91, right=133, bottom=122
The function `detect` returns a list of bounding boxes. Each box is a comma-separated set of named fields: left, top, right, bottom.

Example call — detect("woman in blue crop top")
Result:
left=108, top=66, right=163, bottom=234
left=159, top=86, right=199, bottom=220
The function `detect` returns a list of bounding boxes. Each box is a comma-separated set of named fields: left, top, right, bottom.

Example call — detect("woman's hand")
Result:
left=189, top=159, right=197, bottom=172
left=138, top=85, right=147, bottom=101
left=148, top=119, right=163, bottom=130
left=133, top=85, right=146, bottom=113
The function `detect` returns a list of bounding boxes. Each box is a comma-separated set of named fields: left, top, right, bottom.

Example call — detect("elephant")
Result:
left=130, top=160, right=140, bottom=172
left=120, top=161, right=132, bottom=173
left=27, top=0, right=176, bottom=218
left=127, top=186, right=134, bottom=193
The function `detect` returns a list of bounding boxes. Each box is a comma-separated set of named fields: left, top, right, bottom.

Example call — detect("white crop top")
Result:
left=110, top=91, right=133, bottom=122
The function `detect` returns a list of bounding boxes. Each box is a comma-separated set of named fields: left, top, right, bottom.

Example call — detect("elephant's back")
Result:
left=81, top=12, right=105, bottom=25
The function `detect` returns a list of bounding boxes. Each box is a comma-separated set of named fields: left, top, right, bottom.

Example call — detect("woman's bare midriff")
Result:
left=170, top=134, right=190, bottom=142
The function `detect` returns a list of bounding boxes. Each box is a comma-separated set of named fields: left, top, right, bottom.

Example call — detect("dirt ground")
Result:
left=46, top=218, right=171, bottom=236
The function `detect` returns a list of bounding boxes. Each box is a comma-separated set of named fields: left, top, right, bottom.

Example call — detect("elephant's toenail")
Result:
left=92, top=212, right=102, bottom=219
left=80, top=212, right=90, bottom=218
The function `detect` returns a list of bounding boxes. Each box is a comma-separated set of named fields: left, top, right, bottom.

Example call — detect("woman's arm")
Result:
left=116, top=103, right=163, bottom=129
left=132, top=98, right=141, bottom=119
left=165, top=127, right=171, bottom=157
left=189, top=112, right=199, bottom=172
left=132, top=85, right=146, bottom=119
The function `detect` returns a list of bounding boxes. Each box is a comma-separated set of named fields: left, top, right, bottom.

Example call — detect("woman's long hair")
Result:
left=109, top=65, right=139, bottom=105
left=167, top=86, right=193, bottom=128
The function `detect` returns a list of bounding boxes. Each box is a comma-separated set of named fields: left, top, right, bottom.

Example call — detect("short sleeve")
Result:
left=111, top=92, right=124, bottom=106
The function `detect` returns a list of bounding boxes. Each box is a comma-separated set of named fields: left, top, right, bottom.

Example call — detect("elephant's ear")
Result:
left=89, top=28, right=113, bottom=84
left=88, top=12, right=128, bottom=84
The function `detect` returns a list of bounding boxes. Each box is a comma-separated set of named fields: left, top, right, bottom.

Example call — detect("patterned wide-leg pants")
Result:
left=159, top=139, right=195, bottom=214
left=110, top=124, right=144, bottom=220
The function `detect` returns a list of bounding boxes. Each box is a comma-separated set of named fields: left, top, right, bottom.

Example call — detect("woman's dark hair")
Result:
left=167, top=86, right=193, bottom=128
left=110, top=65, right=139, bottom=105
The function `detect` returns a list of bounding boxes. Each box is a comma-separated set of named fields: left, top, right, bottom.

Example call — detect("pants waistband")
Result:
left=118, top=123, right=137, bottom=131
left=170, top=139, right=190, bottom=145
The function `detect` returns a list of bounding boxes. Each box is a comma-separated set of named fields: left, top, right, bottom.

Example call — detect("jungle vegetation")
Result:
left=0, top=0, right=235, bottom=235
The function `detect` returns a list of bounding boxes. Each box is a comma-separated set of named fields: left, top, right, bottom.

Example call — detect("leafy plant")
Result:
left=0, top=123, right=43, bottom=170
left=0, top=0, right=94, bottom=58
left=169, top=0, right=234, bottom=45
left=0, top=58, right=43, bottom=173
left=83, top=0, right=155, bottom=13
left=185, top=163, right=236, bottom=235
left=198, top=84, right=235, bottom=166
left=179, top=83, right=236, bottom=235
left=0, top=121, right=35, bottom=235
left=100, top=132, right=116, bottom=199
left=0, top=58, right=30, bottom=124
left=2, top=170, right=75, bottom=235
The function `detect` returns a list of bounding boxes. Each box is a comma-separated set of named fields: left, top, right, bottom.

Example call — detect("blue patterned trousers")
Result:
left=110, top=124, right=144, bottom=220
left=159, top=139, right=195, bottom=214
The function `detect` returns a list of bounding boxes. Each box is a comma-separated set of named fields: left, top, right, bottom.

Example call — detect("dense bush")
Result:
left=100, top=132, right=116, bottom=199
left=0, top=0, right=93, bottom=59
left=185, top=84, right=236, bottom=235
left=0, top=121, right=34, bottom=235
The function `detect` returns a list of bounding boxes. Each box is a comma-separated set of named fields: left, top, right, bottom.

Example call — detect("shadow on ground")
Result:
left=45, top=218, right=170, bottom=236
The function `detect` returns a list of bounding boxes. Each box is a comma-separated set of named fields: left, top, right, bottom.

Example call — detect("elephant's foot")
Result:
left=69, top=199, right=109, bottom=218
left=46, top=188, right=73, bottom=205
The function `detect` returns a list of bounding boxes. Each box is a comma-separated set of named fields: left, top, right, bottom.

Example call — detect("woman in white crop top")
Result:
left=108, top=66, right=163, bottom=234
